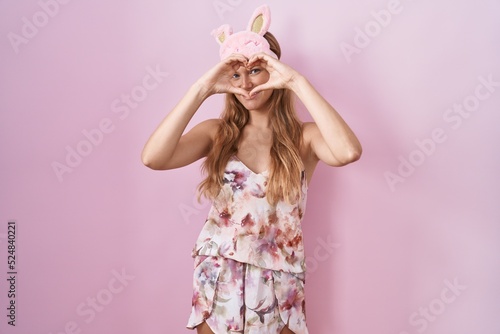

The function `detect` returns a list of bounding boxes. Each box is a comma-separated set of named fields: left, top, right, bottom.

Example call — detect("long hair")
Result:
left=198, top=32, right=303, bottom=205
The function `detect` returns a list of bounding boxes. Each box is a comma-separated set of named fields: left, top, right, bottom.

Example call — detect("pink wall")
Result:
left=1, top=0, right=499, bottom=333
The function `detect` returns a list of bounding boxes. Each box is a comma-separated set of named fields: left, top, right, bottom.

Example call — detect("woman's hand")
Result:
left=196, top=54, right=251, bottom=99
left=246, top=53, right=301, bottom=96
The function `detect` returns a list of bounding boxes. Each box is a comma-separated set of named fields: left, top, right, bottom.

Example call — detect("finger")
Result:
left=216, top=55, right=246, bottom=73
left=225, top=53, right=248, bottom=66
left=213, top=61, right=242, bottom=76
left=248, top=52, right=273, bottom=67
left=227, top=87, right=251, bottom=98
left=249, top=83, right=273, bottom=96
left=225, top=53, right=248, bottom=62
left=246, top=59, right=263, bottom=70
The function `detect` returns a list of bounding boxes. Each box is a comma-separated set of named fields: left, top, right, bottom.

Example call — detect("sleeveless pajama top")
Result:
left=192, top=156, right=308, bottom=274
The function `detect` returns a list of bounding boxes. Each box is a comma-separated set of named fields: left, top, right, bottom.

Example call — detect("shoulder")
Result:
left=192, top=118, right=222, bottom=139
left=197, top=118, right=222, bottom=128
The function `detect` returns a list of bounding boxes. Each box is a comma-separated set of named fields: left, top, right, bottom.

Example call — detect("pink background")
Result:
left=1, top=0, right=500, bottom=333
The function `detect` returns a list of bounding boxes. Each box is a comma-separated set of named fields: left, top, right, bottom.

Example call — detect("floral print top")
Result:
left=192, top=156, right=308, bottom=274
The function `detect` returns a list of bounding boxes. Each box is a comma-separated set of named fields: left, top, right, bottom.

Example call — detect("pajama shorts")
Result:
left=186, top=256, right=308, bottom=334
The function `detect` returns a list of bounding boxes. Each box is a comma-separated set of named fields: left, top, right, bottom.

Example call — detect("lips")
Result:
left=243, top=92, right=260, bottom=100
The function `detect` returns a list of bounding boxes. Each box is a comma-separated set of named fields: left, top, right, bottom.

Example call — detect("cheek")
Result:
left=258, top=72, right=270, bottom=84
left=261, top=89, right=273, bottom=101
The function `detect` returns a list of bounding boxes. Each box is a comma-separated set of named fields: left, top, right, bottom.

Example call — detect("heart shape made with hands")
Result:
left=224, top=53, right=284, bottom=97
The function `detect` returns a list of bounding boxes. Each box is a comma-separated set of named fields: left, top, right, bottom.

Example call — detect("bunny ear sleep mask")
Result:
left=211, top=4, right=278, bottom=60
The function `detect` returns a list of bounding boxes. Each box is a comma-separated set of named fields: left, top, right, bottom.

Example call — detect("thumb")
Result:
left=227, top=87, right=251, bottom=98
left=249, top=83, right=272, bottom=97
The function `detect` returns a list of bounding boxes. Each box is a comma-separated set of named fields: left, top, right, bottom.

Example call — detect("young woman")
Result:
left=141, top=5, right=361, bottom=334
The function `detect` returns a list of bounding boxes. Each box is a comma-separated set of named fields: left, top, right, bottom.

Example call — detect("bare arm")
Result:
left=141, top=54, right=251, bottom=170
left=141, top=84, right=212, bottom=170
left=290, top=75, right=362, bottom=166
left=248, top=53, right=362, bottom=166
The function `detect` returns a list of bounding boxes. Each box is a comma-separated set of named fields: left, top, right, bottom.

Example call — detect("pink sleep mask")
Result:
left=211, top=4, right=278, bottom=60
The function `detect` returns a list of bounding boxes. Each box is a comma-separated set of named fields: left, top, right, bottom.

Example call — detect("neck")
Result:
left=247, top=108, right=271, bottom=128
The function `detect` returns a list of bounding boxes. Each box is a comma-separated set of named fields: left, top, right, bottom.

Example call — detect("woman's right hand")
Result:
left=196, top=54, right=251, bottom=99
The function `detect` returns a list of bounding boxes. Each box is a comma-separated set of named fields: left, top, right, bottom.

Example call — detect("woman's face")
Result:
left=230, top=64, right=273, bottom=112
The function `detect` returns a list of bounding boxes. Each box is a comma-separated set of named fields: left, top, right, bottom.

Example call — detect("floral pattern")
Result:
left=187, top=156, right=309, bottom=333
left=193, top=156, right=308, bottom=273
left=186, top=256, right=308, bottom=333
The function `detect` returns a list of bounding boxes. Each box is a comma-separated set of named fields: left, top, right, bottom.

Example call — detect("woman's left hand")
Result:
left=247, top=53, right=300, bottom=96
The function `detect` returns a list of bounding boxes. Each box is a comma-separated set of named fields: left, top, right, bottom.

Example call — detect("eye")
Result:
left=250, top=68, right=261, bottom=75
left=232, top=73, right=240, bottom=79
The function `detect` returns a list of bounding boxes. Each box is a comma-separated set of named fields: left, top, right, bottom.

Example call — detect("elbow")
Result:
left=141, top=157, right=156, bottom=170
left=337, top=146, right=362, bottom=166
left=141, top=151, right=176, bottom=170
left=348, top=146, right=362, bottom=163
left=141, top=151, right=163, bottom=170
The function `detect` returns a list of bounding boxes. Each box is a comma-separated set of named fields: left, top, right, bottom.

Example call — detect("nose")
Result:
left=240, top=74, right=253, bottom=90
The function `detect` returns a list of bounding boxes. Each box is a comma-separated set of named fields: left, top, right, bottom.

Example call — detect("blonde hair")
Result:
left=198, top=32, right=303, bottom=205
